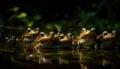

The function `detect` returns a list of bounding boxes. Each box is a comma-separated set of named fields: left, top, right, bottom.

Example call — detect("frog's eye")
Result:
left=112, top=30, right=116, bottom=33
left=60, top=33, right=64, bottom=36
left=50, top=31, right=54, bottom=35
left=81, top=28, right=86, bottom=32
left=5, top=37, right=8, bottom=40
left=27, top=28, right=31, bottom=31
left=103, top=31, right=108, bottom=35
left=35, top=27, right=40, bottom=31
left=39, top=32, right=45, bottom=36
left=90, top=28, right=95, bottom=31
left=67, top=33, right=72, bottom=36
left=59, top=33, right=64, bottom=39
left=11, top=36, right=15, bottom=39
left=112, top=30, right=116, bottom=35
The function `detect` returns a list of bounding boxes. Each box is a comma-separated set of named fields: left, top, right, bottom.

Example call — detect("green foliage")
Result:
left=0, top=5, right=120, bottom=38
left=10, top=6, right=20, bottom=12
left=16, top=12, right=27, bottom=19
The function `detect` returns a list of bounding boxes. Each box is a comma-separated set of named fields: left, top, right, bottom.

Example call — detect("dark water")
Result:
left=0, top=44, right=120, bottom=69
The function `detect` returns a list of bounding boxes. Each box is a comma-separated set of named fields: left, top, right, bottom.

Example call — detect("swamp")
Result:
left=0, top=0, right=120, bottom=69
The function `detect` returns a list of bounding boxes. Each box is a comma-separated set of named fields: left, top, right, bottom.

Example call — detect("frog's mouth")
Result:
left=103, top=34, right=115, bottom=40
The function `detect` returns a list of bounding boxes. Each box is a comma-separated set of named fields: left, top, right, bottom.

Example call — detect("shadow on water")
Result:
left=0, top=44, right=120, bottom=69
left=0, top=50, right=80, bottom=69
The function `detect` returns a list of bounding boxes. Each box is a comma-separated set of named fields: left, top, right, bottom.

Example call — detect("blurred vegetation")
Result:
left=0, top=0, right=120, bottom=41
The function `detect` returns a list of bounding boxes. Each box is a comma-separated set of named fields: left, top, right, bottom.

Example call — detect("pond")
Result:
left=0, top=43, right=120, bottom=69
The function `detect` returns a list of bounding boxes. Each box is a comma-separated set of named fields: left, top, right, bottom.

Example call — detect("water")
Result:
left=0, top=44, right=120, bottom=69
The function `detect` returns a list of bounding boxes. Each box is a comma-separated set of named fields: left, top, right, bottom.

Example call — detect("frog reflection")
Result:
left=79, top=51, right=116, bottom=69
left=25, top=52, right=52, bottom=64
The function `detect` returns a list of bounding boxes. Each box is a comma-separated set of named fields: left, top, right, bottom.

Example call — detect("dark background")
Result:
left=0, top=0, right=120, bottom=37
left=1, top=0, right=120, bottom=21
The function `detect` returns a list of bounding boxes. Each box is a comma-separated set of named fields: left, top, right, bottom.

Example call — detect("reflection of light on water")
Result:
left=24, top=50, right=81, bottom=64
left=26, top=54, right=34, bottom=60
left=102, top=59, right=115, bottom=68
left=22, top=49, right=120, bottom=69
left=102, top=59, right=111, bottom=66
left=79, top=50, right=118, bottom=69
left=25, top=50, right=52, bottom=64
left=1, top=40, right=120, bottom=69
left=38, top=55, right=52, bottom=64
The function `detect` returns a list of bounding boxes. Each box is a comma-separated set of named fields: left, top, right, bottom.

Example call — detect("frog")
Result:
left=18, top=27, right=40, bottom=53
left=30, top=31, right=60, bottom=53
left=73, top=28, right=97, bottom=50
left=96, top=30, right=116, bottom=50
left=27, top=31, right=47, bottom=53
left=58, top=33, right=73, bottom=49
left=4, top=35, right=20, bottom=51
left=5, top=35, right=18, bottom=44
left=19, top=27, right=40, bottom=44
